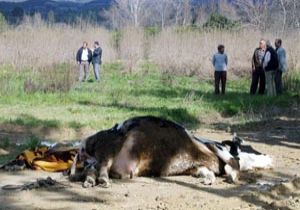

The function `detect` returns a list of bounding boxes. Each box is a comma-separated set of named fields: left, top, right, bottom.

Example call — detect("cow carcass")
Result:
left=73, top=116, right=272, bottom=188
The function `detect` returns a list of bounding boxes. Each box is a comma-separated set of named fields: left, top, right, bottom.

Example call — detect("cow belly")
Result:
left=164, top=153, right=196, bottom=176
left=110, top=137, right=139, bottom=179
left=111, top=155, right=138, bottom=178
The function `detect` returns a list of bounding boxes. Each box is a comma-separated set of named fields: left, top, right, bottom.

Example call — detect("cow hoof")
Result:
left=203, top=173, right=216, bottom=185
left=98, top=176, right=110, bottom=188
left=195, top=167, right=216, bottom=185
left=83, top=176, right=96, bottom=188
left=224, top=164, right=239, bottom=184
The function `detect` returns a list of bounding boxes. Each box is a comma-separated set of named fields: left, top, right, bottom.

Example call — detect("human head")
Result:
left=266, top=40, right=272, bottom=48
left=275, top=39, right=282, bottom=48
left=218, top=44, right=225, bottom=54
left=83, top=41, right=88, bottom=49
left=94, top=41, right=99, bottom=48
left=259, top=39, right=266, bottom=50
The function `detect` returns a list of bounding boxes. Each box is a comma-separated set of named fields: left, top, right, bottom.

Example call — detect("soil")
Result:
left=0, top=117, right=299, bottom=210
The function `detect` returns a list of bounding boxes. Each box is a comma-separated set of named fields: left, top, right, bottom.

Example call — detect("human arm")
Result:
left=251, top=50, right=256, bottom=72
left=279, top=49, right=287, bottom=72
left=88, top=49, right=93, bottom=63
left=76, top=48, right=81, bottom=63
left=263, top=51, right=270, bottom=69
left=212, top=54, right=216, bottom=67
left=93, top=48, right=101, bottom=56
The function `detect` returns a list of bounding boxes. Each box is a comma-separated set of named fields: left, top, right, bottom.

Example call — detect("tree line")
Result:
left=0, top=0, right=299, bottom=32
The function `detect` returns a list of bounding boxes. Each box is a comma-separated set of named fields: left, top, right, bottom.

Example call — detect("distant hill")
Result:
left=0, top=0, right=112, bottom=24
left=0, top=0, right=224, bottom=25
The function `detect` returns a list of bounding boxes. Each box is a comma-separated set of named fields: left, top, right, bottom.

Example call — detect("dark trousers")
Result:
left=275, top=71, right=283, bottom=94
left=250, top=69, right=265, bottom=95
left=214, top=71, right=227, bottom=94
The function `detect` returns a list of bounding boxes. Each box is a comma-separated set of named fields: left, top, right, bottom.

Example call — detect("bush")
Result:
left=204, top=13, right=240, bottom=30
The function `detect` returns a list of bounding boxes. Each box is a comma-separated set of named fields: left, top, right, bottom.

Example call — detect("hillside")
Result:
left=0, top=0, right=112, bottom=23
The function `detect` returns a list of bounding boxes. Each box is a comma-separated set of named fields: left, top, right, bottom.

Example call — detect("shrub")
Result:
left=203, top=13, right=240, bottom=30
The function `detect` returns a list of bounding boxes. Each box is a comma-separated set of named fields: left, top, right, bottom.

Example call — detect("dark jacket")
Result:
left=263, top=46, right=279, bottom=72
left=92, top=47, right=102, bottom=65
left=76, top=47, right=92, bottom=63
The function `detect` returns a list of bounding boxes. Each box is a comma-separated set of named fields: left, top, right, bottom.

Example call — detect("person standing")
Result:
left=275, top=39, right=287, bottom=94
left=250, top=39, right=266, bottom=95
left=262, top=41, right=279, bottom=96
left=76, top=41, right=92, bottom=82
left=212, top=44, right=228, bottom=95
left=92, top=41, right=102, bottom=81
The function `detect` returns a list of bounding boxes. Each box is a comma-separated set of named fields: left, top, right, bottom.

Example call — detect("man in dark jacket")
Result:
left=92, top=41, right=102, bottom=81
left=250, top=39, right=266, bottom=95
left=76, top=41, right=92, bottom=82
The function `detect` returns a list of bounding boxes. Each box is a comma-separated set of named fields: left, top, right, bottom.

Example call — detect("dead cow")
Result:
left=75, top=116, right=272, bottom=188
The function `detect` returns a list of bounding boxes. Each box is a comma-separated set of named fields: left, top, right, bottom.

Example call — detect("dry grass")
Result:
left=0, top=22, right=299, bottom=78
left=0, top=24, right=116, bottom=70
left=23, top=63, right=77, bottom=93
left=149, top=29, right=300, bottom=77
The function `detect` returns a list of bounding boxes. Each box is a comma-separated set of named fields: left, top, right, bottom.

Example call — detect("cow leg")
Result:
left=224, top=164, right=239, bottom=183
left=193, top=166, right=216, bottom=185
left=97, top=160, right=113, bottom=188
left=209, top=144, right=240, bottom=183
left=83, top=166, right=98, bottom=188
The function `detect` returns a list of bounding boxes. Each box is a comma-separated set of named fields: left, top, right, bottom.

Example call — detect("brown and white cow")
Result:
left=73, top=116, right=272, bottom=188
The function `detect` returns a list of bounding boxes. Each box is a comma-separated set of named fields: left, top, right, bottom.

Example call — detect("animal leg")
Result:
left=209, top=144, right=240, bottom=183
left=194, top=166, right=216, bottom=185
left=224, top=164, right=239, bottom=183
left=83, top=167, right=98, bottom=188
left=97, top=160, right=113, bottom=188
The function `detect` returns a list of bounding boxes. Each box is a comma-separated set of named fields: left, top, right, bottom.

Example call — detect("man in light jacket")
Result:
left=275, top=39, right=287, bottom=94
left=92, top=41, right=102, bottom=81
left=212, top=44, right=228, bottom=95
left=76, top=41, right=92, bottom=82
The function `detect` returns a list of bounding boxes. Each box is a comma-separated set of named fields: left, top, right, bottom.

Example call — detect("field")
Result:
left=0, top=61, right=298, bottom=147
left=0, top=24, right=300, bottom=210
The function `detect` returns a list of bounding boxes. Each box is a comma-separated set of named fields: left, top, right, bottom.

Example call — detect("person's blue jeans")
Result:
left=93, top=63, right=100, bottom=81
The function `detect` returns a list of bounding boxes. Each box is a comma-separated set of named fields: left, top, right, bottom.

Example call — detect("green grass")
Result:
left=0, top=62, right=299, bottom=132
left=0, top=62, right=299, bottom=165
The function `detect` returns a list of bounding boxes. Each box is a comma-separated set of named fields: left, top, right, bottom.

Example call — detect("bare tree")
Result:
left=182, top=0, right=192, bottom=26
left=106, top=0, right=147, bottom=28
left=149, top=0, right=174, bottom=29
left=233, top=0, right=272, bottom=31
left=279, top=0, right=287, bottom=32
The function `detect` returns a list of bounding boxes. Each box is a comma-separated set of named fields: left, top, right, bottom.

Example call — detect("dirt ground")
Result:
left=0, top=117, right=300, bottom=210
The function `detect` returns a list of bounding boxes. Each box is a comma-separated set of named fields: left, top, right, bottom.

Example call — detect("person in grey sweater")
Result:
left=92, top=41, right=102, bottom=81
left=212, top=45, right=228, bottom=94
left=275, top=39, right=287, bottom=94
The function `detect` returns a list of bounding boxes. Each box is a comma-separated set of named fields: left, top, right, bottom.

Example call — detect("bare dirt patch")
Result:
left=0, top=118, right=299, bottom=210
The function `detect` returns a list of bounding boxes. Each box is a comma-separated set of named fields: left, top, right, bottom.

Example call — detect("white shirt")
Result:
left=81, top=48, right=89, bottom=61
